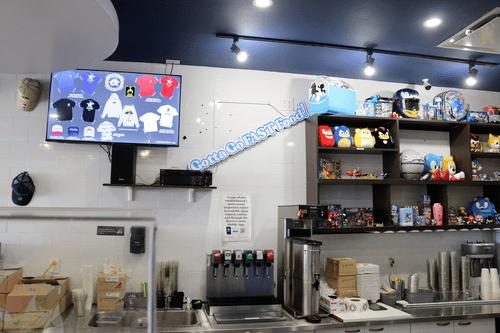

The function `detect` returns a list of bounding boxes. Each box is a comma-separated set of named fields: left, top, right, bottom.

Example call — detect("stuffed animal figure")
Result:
left=467, top=197, right=497, bottom=220
left=488, top=133, right=500, bottom=153
left=334, top=125, right=352, bottom=148
left=470, top=133, right=483, bottom=152
left=373, top=127, right=394, bottom=148
left=420, top=153, right=443, bottom=180
left=354, top=128, right=375, bottom=148
left=440, top=156, right=456, bottom=180
left=318, top=125, right=335, bottom=147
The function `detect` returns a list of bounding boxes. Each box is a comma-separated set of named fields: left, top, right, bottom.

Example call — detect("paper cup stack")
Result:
left=481, top=268, right=492, bottom=300
left=491, top=268, right=500, bottom=300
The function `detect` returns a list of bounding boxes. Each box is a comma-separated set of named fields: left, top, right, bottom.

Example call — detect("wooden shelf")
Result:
left=314, top=224, right=500, bottom=234
left=103, top=183, right=216, bottom=202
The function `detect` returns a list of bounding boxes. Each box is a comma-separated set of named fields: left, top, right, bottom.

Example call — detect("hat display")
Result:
left=16, top=78, right=41, bottom=111
left=11, top=171, right=35, bottom=206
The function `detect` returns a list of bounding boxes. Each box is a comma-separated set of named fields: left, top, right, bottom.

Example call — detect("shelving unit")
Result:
left=103, top=183, right=216, bottom=202
left=305, top=114, right=500, bottom=233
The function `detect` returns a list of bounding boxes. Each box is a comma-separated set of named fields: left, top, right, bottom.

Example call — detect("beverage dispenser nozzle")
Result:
left=223, top=250, right=232, bottom=279
left=264, top=249, right=274, bottom=278
left=211, top=250, right=221, bottom=279
left=233, top=250, right=242, bottom=278
left=313, top=273, right=320, bottom=291
left=243, top=250, right=254, bottom=279
left=255, top=250, right=264, bottom=278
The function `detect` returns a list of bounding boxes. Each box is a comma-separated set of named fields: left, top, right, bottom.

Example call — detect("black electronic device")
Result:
left=45, top=69, right=181, bottom=147
left=130, top=226, right=146, bottom=254
left=160, top=169, right=212, bottom=186
left=111, top=144, right=137, bottom=184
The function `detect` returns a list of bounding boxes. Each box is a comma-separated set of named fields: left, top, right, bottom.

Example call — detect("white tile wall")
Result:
left=1, top=62, right=499, bottom=301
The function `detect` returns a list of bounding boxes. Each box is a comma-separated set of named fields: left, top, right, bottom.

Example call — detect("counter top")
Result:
left=47, top=303, right=500, bottom=333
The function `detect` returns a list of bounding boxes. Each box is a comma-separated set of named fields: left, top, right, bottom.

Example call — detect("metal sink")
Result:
left=85, top=309, right=201, bottom=329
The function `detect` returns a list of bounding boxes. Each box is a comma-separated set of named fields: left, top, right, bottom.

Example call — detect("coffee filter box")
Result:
left=97, top=273, right=127, bottom=311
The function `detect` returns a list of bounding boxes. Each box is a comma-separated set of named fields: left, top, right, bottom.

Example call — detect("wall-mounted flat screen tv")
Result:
left=46, top=69, right=181, bottom=147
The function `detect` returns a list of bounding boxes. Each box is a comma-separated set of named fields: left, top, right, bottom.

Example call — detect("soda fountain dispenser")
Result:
left=243, top=250, right=253, bottom=279
left=265, top=250, right=274, bottom=278
left=223, top=250, right=232, bottom=279
left=233, top=250, right=242, bottom=278
left=211, top=250, right=221, bottom=279
left=255, top=250, right=264, bottom=278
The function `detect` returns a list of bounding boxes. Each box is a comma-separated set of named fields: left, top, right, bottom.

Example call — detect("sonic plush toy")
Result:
left=333, top=125, right=352, bottom=148
left=318, top=125, right=335, bottom=147
left=373, top=127, right=394, bottom=148
left=420, top=153, right=443, bottom=180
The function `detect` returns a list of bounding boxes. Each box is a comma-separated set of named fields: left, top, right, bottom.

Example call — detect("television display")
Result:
left=46, top=69, right=181, bottom=146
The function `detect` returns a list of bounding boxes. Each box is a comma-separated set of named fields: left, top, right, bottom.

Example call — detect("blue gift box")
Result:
left=309, top=77, right=356, bottom=116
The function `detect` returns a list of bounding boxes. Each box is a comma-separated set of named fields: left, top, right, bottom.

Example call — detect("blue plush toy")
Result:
left=420, top=153, right=443, bottom=180
left=333, top=125, right=352, bottom=148
left=467, top=197, right=497, bottom=220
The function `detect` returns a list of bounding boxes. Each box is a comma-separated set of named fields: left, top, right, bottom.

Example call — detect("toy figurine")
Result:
left=488, top=133, right=500, bottom=152
left=468, top=216, right=474, bottom=224
left=480, top=173, right=492, bottom=181
left=470, top=133, right=483, bottom=152
left=494, top=171, right=500, bottom=180
left=475, top=215, right=483, bottom=224
left=467, top=196, right=497, bottom=220
left=420, top=153, right=443, bottom=180
left=373, top=127, right=394, bottom=148
left=471, top=159, right=482, bottom=179
left=333, top=125, right=352, bottom=148
left=318, top=125, right=335, bottom=147
left=450, top=171, right=465, bottom=181
left=440, top=156, right=456, bottom=180
left=346, top=165, right=362, bottom=178
left=354, top=128, right=375, bottom=148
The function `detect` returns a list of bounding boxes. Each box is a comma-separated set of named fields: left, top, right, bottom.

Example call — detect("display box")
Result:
left=319, top=158, right=340, bottom=179
left=399, top=208, right=413, bottom=226
left=97, top=291, right=126, bottom=311
left=326, top=257, right=357, bottom=277
left=6, top=276, right=70, bottom=313
left=309, top=77, right=356, bottom=116
left=0, top=268, right=23, bottom=294
left=97, top=273, right=127, bottom=292
left=319, top=295, right=345, bottom=314
left=327, top=275, right=357, bottom=290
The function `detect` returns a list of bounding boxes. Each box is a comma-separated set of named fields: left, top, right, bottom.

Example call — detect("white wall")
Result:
left=0, top=62, right=499, bottom=300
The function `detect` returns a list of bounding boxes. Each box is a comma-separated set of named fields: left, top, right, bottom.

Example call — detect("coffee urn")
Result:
left=278, top=205, right=325, bottom=321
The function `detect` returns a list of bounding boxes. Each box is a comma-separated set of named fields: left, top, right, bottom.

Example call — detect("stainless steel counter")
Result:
left=45, top=303, right=500, bottom=333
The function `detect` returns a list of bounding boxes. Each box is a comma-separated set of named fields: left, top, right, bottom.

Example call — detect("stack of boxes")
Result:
left=3, top=275, right=71, bottom=330
left=356, top=263, right=380, bottom=303
left=326, top=257, right=357, bottom=298
left=96, top=273, right=127, bottom=311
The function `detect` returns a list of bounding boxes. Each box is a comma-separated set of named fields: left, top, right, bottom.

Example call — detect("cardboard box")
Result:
left=0, top=268, right=23, bottom=294
left=3, top=304, right=61, bottom=330
left=335, top=289, right=358, bottom=298
left=6, top=276, right=70, bottom=313
left=309, top=76, right=356, bottom=116
left=327, top=275, right=357, bottom=291
left=399, top=207, right=413, bottom=226
left=59, top=291, right=72, bottom=314
left=319, top=295, right=345, bottom=314
left=97, top=291, right=126, bottom=311
left=326, top=257, right=357, bottom=277
left=96, top=273, right=127, bottom=292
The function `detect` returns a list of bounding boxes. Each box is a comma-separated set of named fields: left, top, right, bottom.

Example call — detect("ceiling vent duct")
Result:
left=438, top=7, right=500, bottom=55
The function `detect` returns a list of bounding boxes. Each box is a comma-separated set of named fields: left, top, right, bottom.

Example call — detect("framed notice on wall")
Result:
left=222, top=194, right=251, bottom=242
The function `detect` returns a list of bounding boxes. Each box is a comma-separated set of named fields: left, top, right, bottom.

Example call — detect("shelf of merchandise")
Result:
left=305, top=114, right=500, bottom=234
left=103, top=183, right=216, bottom=202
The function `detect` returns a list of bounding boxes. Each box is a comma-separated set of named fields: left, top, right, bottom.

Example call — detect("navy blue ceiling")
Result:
left=108, top=0, right=500, bottom=92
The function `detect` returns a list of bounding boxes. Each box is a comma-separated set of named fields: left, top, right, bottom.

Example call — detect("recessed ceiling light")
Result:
left=253, top=0, right=273, bottom=8
left=424, top=18, right=442, bottom=28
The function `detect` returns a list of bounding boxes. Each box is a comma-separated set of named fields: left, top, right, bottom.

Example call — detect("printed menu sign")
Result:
left=223, top=195, right=251, bottom=242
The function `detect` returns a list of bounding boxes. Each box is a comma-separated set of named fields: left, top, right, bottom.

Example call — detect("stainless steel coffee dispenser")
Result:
left=278, top=205, right=325, bottom=319
left=461, top=241, right=496, bottom=278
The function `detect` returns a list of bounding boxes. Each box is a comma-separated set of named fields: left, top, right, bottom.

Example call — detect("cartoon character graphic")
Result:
left=420, top=153, right=443, bottom=180
left=334, top=125, right=352, bottom=148
left=354, top=128, right=375, bottom=148
left=467, top=197, right=497, bottom=220
left=470, top=133, right=483, bottom=152
left=309, top=81, right=327, bottom=102
left=440, top=156, right=456, bottom=181
left=488, top=133, right=500, bottom=153
left=318, top=125, right=335, bottom=147
left=373, top=127, right=394, bottom=148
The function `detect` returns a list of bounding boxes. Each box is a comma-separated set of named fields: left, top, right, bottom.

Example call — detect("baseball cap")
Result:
left=11, top=172, right=35, bottom=206
left=17, top=78, right=42, bottom=111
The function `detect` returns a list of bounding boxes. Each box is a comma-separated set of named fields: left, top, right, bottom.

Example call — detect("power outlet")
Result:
left=386, top=256, right=395, bottom=268
left=49, top=258, right=60, bottom=274
left=281, top=98, right=294, bottom=111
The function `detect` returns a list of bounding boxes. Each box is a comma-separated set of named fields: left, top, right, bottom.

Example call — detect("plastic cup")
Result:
left=72, top=288, right=87, bottom=317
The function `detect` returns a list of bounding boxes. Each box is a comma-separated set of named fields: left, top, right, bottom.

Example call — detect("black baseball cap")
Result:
left=11, top=172, right=35, bottom=206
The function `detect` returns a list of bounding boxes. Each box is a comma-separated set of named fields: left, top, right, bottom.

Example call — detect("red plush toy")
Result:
left=318, top=125, right=335, bottom=147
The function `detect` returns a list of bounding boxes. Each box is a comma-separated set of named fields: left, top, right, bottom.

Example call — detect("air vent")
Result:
left=438, top=7, right=500, bottom=55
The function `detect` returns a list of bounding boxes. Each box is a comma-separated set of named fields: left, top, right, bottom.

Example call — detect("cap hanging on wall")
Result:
left=11, top=172, right=35, bottom=206
left=16, top=78, right=41, bottom=111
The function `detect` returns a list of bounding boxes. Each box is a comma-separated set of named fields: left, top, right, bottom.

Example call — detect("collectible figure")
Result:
left=393, top=89, right=420, bottom=118
left=440, top=156, right=456, bottom=181
left=420, top=153, right=443, bottom=180
left=467, top=196, right=497, bottom=220
left=354, top=128, right=375, bottom=148
left=373, top=127, right=394, bottom=148
left=333, top=125, right=352, bottom=148
left=318, top=125, right=335, bottom=147
left=400, top=149, right=424, bottom=180
left=488, top=133, right=500, bottom=153
left=470, top=133, right=483, bottom=152
left=471, top=159, right=482, bottom=179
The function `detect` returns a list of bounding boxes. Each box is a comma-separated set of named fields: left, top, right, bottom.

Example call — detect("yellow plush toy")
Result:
left=354, top=128, right=375, bottom=148
left=488, top=134, right=500, bottom=153
left=441, top=156, right=456, bottom=180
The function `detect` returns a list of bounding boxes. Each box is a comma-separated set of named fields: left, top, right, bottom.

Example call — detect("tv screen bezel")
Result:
left=45, top=69, right=182, bottom=148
